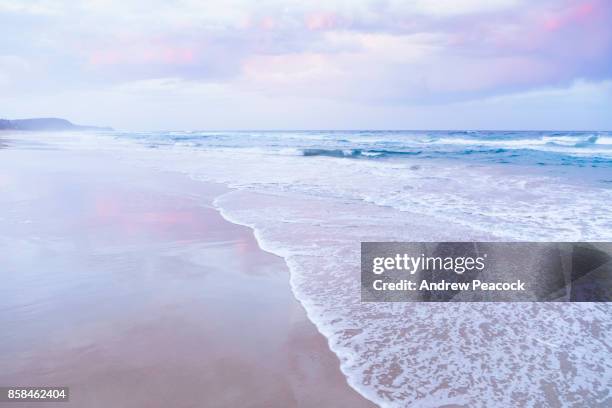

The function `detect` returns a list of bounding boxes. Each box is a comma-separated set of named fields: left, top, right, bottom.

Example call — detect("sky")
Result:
left=0, top=0, right=611, bottom=130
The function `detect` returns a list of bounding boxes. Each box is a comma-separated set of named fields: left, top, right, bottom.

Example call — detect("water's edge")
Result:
left=211, top=189, right=384, bottom=407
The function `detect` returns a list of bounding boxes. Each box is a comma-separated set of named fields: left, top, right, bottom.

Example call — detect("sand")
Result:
left=0, top=134, right=376, bottom=407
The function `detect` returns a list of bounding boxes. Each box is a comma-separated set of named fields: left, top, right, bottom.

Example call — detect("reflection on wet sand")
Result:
left=0, top=138, right=375, bottom=408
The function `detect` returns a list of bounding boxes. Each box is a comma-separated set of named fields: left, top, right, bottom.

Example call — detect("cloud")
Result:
left=0, top=0, right=610, bottom=129
left=0, top=55, right=31, bottom=87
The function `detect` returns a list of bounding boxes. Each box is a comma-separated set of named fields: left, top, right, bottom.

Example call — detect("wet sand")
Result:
left=0, top=134, right=375, bottom=407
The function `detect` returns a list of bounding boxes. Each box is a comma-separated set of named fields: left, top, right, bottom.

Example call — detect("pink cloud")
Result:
left=305, top=12, right=339, bottom=31
left=58, top=0, right=612, bottom=104
left=259, top=16, right=277, bottom=31
left=543, top=1, right=595, bottom=31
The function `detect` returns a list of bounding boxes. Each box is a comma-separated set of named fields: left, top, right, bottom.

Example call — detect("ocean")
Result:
left=113, top=129, right=612, bottom=240
left=74, top=130, right=612, bottom=406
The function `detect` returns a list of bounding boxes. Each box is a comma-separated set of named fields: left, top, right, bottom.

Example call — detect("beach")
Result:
left=0, top=133, right=375, bottom=407
left=3, top=0, right=611, bottom=405
left=1, top=130, right=610, bottom=407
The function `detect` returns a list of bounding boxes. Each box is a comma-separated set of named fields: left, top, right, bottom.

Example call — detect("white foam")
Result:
left=596, top=136, right=612, bottom=145
left=431, top=135, right=612, bottom=158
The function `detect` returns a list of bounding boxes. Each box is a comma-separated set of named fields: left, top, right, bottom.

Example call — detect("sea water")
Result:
left=62, top=130, right=612, bottom=406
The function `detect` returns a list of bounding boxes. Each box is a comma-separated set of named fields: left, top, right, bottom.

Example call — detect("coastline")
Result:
left=0, top=134, right=376, bottom=407
left=3, top=131, right=610, bottom=406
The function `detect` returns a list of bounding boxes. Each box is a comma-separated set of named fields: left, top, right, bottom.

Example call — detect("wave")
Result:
left=300, top=148, right=420, bottom=158
left=435, top=134, right=602, bottom=149
left=301, top=148, right=365, bottom=158
left=596, top=136, right=612, bottom=145
left=113, top=130, right=612, bottom=167
left=544, top=134, right=599, bottom=147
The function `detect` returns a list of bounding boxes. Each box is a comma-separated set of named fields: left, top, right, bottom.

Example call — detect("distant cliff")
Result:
left=0, top=118, right=112, bottom=131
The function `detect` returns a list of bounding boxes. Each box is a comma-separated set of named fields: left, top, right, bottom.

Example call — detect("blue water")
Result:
left=115, top=130, right=612, bottom=185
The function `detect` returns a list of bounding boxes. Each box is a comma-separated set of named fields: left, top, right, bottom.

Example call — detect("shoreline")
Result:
left=211, top=195, right=379, bottom=405
left=0, top=135, right=376, bottom=407
left=5, top=131, right=609, bottom=406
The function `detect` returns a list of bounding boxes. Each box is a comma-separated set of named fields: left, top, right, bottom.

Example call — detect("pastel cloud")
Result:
left=0, top=0, right=610, bottom=129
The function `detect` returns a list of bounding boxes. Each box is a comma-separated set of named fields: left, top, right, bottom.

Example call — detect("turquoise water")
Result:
left=117, top=129, right=611, bottom=167
left=114, top=130, right=612, bottom=188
